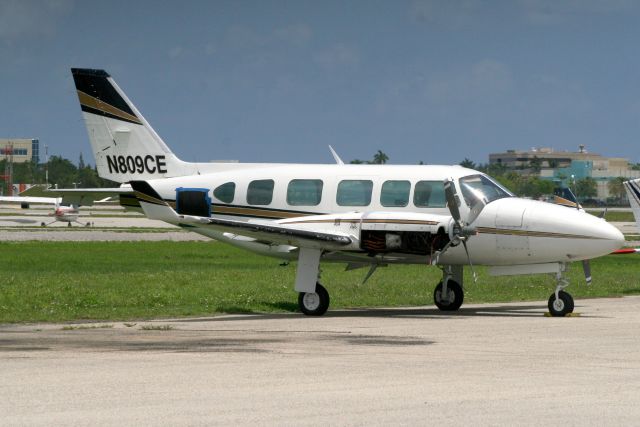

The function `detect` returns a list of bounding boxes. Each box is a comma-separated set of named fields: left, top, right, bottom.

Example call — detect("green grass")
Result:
left=586, top=210, right=635, bottom=222
left=0, top=241, right=639, bottom=323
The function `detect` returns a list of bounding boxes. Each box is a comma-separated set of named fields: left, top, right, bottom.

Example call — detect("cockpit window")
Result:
left=459, top=174, right=513, bottom=206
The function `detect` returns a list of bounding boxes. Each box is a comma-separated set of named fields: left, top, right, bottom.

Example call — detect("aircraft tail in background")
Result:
left=623, top=179, right=640, bottom=232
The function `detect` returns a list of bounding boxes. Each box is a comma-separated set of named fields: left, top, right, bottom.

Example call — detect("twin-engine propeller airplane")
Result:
left=70, top=68, right=625, bottom=317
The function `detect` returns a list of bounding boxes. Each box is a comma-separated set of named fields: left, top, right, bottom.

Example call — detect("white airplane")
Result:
left=0, top=184, right=137, bottom=226
left=0, top=196, right=84, bottom=226
left=70, top=68, right=625, bottom=317
left=618, top=178, right=640, bottom=254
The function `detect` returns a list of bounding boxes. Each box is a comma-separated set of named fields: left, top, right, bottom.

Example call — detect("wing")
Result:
left=0, top=196, right=60, bottom=205
left=44, top=187, right=135, bottom=207
left=130, top=180, right=354, bottom=250
left=182, top=215, right=353, bottom=250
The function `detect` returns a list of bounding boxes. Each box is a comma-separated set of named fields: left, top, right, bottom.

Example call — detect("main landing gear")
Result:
left=547, top=269, right=574, bottom=317
left=298, top=282, right=330, bottom=316
left=433, top=265, right=464, bottom=312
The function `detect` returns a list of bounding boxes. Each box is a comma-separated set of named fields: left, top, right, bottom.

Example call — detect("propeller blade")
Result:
left=582, top=260, right=592, bottom=285
left=444, top=178, right=462, bottom=224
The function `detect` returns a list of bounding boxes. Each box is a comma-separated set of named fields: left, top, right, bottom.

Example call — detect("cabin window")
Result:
left=414, top=181, right=446, bottom=208
left=247, top=179, right=274, bottom=205
left=380, top=180, right=410, bottom=207
left=337, top=180, right=373, bottom=206
left=287, top=179, right=323, bottom=206
left=213, top=182, right=235, bottom=204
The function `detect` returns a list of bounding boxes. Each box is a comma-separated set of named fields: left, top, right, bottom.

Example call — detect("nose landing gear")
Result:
left=548, top=269, right=574, bottom=317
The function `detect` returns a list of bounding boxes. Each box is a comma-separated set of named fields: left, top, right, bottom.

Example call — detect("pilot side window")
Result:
left=380, top=180, right=410, bottom=207
left=247, top=179, right=274, bottom=205
left=414, top=181, right=446, bottom=208
left=213, top=182, right=235, bottom=204
left=337, top=180, right=373, bottom=206
left=287, top=179, right=323, bottom=206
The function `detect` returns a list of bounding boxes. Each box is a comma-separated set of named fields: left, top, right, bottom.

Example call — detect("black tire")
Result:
left=298, top=283, right=330, bottom=316
left=434, top=280, right=464, bottom=311
left=548, top=291, right=574, bottom=317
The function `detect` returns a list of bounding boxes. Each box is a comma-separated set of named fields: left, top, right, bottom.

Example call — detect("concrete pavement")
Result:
left=2, top=297, right=640, bottom=426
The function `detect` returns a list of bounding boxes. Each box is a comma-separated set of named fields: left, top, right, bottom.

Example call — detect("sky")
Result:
left=1, top=0, right=640, bottom=166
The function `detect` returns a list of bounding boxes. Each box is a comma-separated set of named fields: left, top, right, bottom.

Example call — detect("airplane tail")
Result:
left=623, top=178, right=640, bottom=231
left=71, top=68, right=197, bottom=183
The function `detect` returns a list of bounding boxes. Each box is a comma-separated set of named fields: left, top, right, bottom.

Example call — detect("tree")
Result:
left=459, top=158, right=476, bottom=169
left=529, top=156, right=542, bottom=174
left=608, top=177, right=626, bottom=201
left=372, top=150, right=388, bottom=165
left=349, top=159, right=365, bottom=164
left=575, top=177, right=597, bottom=199
left=48, top=155, right=78, bottom=188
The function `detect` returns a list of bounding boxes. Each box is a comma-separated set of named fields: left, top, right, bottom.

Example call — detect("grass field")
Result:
left=586, top=210, right=635, bottom=222
left=0, top=241, right=638, bottom=323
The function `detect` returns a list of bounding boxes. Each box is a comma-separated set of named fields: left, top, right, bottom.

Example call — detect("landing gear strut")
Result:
left=548, top=269, right=574, bottom=317
left=434, top=265, right=464, bottom=312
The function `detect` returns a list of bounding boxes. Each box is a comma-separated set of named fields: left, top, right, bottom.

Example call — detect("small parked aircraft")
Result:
left=70, top=68, right=625, bottom=316
left=0, top=184, right=134, bottom=226
left=0, top=196, right=84, bottom=227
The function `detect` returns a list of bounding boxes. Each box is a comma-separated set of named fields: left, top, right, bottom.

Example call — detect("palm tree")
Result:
left=459, top=158, right=476, bottom=169
left=372, top=150, right=389, bottom=164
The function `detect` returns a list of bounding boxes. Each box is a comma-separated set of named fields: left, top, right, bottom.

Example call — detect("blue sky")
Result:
left=2, top=0, right=640, bottom=166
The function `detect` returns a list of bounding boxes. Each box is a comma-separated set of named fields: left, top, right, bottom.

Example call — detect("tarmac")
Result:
left=2, top=297, right=640, bottom=426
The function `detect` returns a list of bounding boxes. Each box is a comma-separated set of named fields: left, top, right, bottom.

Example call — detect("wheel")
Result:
left=434, top=280, right=464, bottom=311
left=548, top=291, right=574, bottom=317
left=298, top=283, right=330, bottom=316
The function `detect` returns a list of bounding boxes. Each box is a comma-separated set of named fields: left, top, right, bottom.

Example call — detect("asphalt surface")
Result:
left=2, top=297, right=640, bottom=426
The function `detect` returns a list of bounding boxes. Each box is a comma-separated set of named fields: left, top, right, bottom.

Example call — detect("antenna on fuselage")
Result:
left=328, top=145, right=344, bottom=165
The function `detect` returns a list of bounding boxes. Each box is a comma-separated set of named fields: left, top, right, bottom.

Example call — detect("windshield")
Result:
left=459, top=174, right=513, bottom=206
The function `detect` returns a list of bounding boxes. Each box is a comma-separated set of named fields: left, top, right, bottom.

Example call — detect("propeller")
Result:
left=582, top=260, right=592, bottom=285
left=436, top=178, right=487, bottom=282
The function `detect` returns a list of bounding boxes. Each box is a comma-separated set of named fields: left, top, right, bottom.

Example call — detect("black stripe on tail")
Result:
left=71, top=68, right=142, bottom=125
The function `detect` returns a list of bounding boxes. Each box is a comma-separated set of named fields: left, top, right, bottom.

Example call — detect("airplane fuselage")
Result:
left=140, top=163, right=623, bottom=267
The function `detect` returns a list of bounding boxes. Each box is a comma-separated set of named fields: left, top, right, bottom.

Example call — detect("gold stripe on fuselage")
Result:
left=476, top=227, right=605, bottom=240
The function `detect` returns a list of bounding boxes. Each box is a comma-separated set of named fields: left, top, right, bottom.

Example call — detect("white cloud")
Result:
left=313, top=44, right=360, bottom=71
left=410, top=0, right=484, bottom=26
left=518, top=0, right=635, bottom=25
left=204, top=42, right=217, bottom=56
left=273, top=23, right=312, bottom=47
left=224, top=23, right=312, bottom=51
left=0, top=0, right=74, bottom=43
left=425, top=59, right=514, bottom=104
left=168, top=46, right=183, bottom=59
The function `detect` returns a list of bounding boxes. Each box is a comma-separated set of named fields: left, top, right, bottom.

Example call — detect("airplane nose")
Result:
left=573, top=213, right=625, bottom=257
left=523, top=201, right=626, bottom=261
left=602, top=220, right=625, bottom=252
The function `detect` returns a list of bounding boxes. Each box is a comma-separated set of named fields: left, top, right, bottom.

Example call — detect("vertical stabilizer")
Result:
left=71, top=68, right=197, bottom=183
left=624, top=179, right=640, bottom=232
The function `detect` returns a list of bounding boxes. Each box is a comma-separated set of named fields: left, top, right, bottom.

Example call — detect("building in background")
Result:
left=0, top=139, right=39, bottom=164
left=489, top=145, right=640, bottom=201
